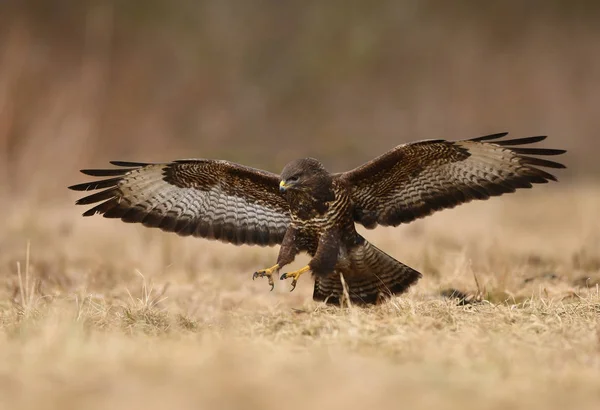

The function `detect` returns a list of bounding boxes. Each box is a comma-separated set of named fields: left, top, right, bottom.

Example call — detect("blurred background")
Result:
left=1, top=0, right=598, bottom=200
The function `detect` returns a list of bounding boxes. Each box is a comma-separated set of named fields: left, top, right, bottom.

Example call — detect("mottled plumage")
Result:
left=70, top=160, right=290, bottom=246
left=69, top=133, right=566, bottom=305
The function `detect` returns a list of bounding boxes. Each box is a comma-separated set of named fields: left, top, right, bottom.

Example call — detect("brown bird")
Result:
left=69, top=133, right=566, bottom=305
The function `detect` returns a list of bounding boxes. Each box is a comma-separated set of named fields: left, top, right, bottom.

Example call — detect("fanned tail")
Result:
left=313, top=239, right=421, bottom=305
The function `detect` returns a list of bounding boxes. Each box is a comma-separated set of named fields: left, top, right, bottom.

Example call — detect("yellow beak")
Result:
left=279, top=180, right=288, bottom=193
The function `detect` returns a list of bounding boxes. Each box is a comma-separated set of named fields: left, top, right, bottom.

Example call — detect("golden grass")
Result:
left=1, top=184, right=599, bottom=410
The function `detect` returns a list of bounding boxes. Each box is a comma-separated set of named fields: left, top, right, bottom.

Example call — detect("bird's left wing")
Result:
left=337, top=133, right=566, bottom=228
left=69, top=159, right=290, bottom=246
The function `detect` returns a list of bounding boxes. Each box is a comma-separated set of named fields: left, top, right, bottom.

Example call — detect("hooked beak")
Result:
left=279, top=180, right=288, bottom=193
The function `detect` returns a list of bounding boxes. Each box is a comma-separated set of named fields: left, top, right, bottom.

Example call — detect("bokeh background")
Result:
left=0, top=5, right=599, bottom=409
left=1, top=0, right=599, bottom=200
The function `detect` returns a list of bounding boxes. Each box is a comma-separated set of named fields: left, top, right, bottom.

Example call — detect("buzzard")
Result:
left=69, top=133, right=566, bottom=305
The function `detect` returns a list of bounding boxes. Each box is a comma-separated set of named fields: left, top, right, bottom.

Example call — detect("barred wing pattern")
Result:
left=69, top=160, right=291, bottom=246
left=339, top=133, right=566, bottom=228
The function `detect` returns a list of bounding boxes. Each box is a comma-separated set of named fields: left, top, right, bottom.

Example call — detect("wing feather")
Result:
left=69, top=160, right=290, bottom=246
left=338, top=134, right=566, bottom=228
left=80, top=168, right=138, bottom=177
left=493, top=136, right=547, bottom=146
left=469, top=132, right=509, bottom=142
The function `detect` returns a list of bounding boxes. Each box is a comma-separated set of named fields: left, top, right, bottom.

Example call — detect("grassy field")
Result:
left=1, top=3, right=598, bottom=409
left=0, top=183, right=598, bottom=409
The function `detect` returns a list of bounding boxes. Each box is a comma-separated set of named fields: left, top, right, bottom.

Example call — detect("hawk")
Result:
left=69, top=133, right=565, bottom=305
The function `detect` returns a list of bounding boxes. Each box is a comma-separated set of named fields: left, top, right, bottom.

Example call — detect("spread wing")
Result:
left=338, top=133, right=566, bottom=228
left=68, top=160, right=290, bottom=246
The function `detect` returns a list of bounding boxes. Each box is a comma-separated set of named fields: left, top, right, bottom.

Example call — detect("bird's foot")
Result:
left=280, top=265, right=310, bottom=292
left=252, top=264, right=280, bottom=291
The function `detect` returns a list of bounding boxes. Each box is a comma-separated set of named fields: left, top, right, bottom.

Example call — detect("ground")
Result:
left=0, top=184, right=599, bottom=410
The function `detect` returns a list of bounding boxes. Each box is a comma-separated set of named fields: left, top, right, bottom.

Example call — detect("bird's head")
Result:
left=279, top=158, right=332, bottom=197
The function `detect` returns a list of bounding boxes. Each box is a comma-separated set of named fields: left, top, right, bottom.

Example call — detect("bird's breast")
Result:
left=289, top=188, right=352, bottom=235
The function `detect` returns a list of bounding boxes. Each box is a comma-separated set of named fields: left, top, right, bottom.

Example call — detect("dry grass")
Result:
left=1, top=3, right=598, bottom=408
left=0, top=184, right=599, bottom=409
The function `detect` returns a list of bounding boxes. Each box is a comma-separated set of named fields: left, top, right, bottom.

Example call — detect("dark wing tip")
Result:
left=109, top=161, right=149, bottom=167
left=470, top=132, right=509, bottom=142
left=494, top=136, right=547, bottom=146
left=70, top=161, right=140, bottom=213
left=79, top=160, right=148, bottom=177
left=521, top=156, right=566, bottom=169
left=471, top=134, right=554, bottom=147
left=68, top=177, right=123, bottom=191
left=68, top=183, right=85, bottom=191
left=74, top=187, right=118, bottom=205
left=80, top=168, right=134, bottom=177
left=514, top=148, right=566, bottom=156
left=82, top=208, right=101, bottom=217
left=473, top=133, right=567, bottom=171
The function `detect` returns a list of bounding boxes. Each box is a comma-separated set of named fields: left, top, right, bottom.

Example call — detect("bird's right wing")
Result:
left=338, top=133, right=566, bottom=228
left=69, top=159, right=291, bottom=246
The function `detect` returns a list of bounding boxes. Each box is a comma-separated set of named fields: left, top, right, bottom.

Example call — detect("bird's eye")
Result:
left=287, top=175, right=300, bottom=183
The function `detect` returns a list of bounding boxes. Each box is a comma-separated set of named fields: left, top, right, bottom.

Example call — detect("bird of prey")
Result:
left=69, top=133, right=565, bottom=305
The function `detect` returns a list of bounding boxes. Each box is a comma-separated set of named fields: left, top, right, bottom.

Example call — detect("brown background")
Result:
left=1, top=0, right=598, bottom=198
left=0, top=5, right=598, bottom=408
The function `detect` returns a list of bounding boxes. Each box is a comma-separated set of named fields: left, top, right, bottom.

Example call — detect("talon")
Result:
left=279, top=265, right=310, bottom=292
left=252, top=264, right=279, bottom=291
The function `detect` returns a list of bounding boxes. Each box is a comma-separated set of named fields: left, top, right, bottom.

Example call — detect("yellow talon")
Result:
left=252, top=264, right=280, bottom=291
left=280, top=265, right=310, bottom=292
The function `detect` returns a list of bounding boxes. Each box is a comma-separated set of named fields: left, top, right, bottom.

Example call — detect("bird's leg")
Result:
left=281, top=232, right=339, bottom=292
left=280, top=265, right=311, bottom=292
left=252, top=264, right=280, bottom=291
left=253, top=227, right=298, bottom=292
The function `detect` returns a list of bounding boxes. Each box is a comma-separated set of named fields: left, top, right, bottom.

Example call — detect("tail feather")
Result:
left=313, top=240, right=422, bottom=305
